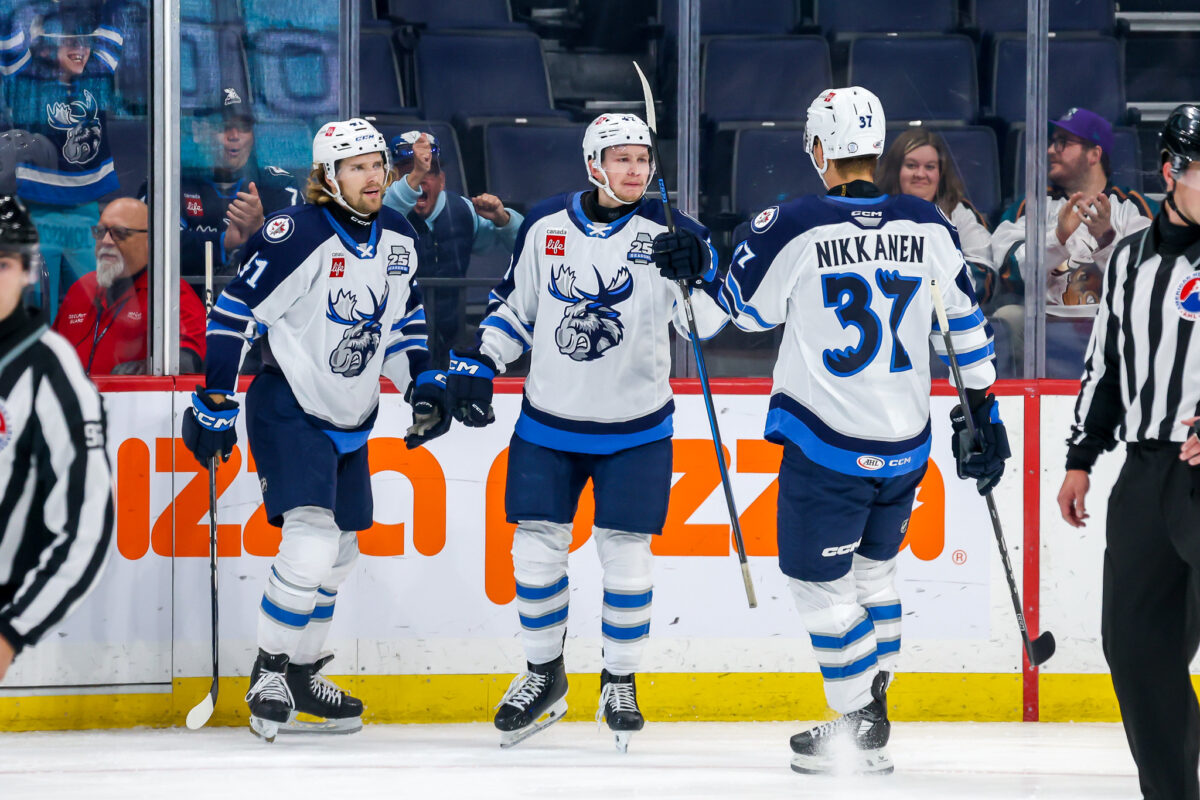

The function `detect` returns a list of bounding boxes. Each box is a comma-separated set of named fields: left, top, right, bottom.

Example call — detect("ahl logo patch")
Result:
left=0, top=399, right=10, bottom=453
left=264, top=215, right=293, bottom=242
left=1176, top=272, right=1200, bottom=321
left=856, top=455, right=885, bottom=471
left=545, top=228, right=567, bottom=256
left=752, top=206, right=779, bottom=233
left=626, top=231, right=654, bottom=263
left=387, top=245, right=411, bottom=274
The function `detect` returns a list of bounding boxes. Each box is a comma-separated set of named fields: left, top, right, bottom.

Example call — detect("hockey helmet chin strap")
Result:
left=322, top=167, right=392, bottom=220
left=588, top=153, right=654, bottom=206
left=1166, top=156, right=1200, bottom=230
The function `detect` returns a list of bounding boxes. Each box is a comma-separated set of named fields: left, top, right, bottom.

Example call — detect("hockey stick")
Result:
left=930, top=279, right=1055, bottom=666
left=634, top=61, right=756, bottom=608
left=186, top=241, right=221, bottom=728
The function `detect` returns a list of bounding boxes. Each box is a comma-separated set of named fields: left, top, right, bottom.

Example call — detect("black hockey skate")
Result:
left=282, top=654, right=364, bottom=735
left=790, top=671, right=893, bottom=775
left=494, top=655, right=568, bottom=748
left=596, top=669, right=644, bottom=753
left=245, top=650, right=294, bottom=743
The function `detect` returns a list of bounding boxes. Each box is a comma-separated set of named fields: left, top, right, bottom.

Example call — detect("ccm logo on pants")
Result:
left=821, top=541, right=862, bottom=558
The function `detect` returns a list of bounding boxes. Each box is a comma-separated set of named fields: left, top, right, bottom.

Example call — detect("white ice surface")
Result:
left=0, top=721, right=1139, bottom=800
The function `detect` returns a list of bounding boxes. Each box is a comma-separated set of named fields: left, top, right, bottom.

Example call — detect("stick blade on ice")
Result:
left=185, top=684, right=217, bottom=730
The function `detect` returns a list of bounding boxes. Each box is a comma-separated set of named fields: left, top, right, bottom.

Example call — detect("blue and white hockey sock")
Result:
left=789, top=573, right=880, bottom=714
left=257, top=506, right=341, bottom=659
left=595, top=527, right=653, bottom=675
left=512, top=520, right=572, bottom=666
left=293, top=530, right=359, bottom=666
left=853, top=553, right=901, bottom=676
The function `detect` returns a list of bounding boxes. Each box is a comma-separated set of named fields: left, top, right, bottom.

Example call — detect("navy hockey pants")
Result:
left=504, top=433, right=672, bottom=535
left=245, top=370, right=374, bottom=532
left=776, top=443, right=926, bottom=582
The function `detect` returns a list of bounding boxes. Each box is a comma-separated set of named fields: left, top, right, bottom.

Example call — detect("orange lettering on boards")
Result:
left=899, top=458, right=946, bottom=561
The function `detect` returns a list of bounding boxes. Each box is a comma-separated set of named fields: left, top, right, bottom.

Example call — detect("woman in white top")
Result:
left=876, top=128, right=997, bottom=308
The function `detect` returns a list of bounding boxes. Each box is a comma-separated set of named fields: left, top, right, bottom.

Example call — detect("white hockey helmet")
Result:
left=312, top=117, right=392, bottom=216
left=804, top=87, right=887, bottom=177
left=583, top=113, right=654, bottom=203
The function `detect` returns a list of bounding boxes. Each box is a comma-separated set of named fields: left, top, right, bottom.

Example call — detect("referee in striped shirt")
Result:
left=1057, top=105, right=1200, bottom=800
left=0, top=195, right=113, bottom=681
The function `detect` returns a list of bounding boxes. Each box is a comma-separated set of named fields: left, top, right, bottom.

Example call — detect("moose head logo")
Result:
left=46, top=90, right=102, bottom=165
left=547, top=265, right=634, bottom=361
left=326, top=284, right=389, bottom=377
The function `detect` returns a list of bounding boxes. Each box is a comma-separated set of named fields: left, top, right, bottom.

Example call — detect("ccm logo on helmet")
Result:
left=822, top=541, right=861, bottom=558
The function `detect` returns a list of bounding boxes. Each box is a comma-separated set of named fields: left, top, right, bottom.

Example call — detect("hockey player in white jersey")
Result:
left=446, top=113, right=726, bottom=751
left=181, top=118, right=450, bottom=741
left=712, top=88, right=1010, bottom=774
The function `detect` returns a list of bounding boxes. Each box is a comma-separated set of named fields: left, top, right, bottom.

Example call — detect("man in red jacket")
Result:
left=53, top=198, right=206, bottom=374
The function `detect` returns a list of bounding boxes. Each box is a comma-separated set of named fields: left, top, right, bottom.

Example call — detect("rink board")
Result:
left=0, top=378, right=1187, bottom=729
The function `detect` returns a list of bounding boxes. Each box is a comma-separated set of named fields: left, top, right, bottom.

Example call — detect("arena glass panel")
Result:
left=697, top=11, right=998, bottom=379
left=1, top=0, right=154, bottom=376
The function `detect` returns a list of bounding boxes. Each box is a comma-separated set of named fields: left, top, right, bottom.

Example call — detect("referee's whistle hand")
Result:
left=1057, top=470, right=1090, bottom=528
left=1179, top=417, right=1200, bottom=465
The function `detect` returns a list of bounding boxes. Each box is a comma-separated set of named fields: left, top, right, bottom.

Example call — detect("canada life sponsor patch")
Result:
left=263, top=215, right=293, bottom=242
left=1176, top=272, right=1200, bottom=321
left=752, top=206, right=779, bottom=233
left=329, top=255, right=345, bottom=278
left=0, top=399, right=10, bottom=453
left=545, top=227, right=567, bottom=257
left=184, top=193, right=203, bottom=217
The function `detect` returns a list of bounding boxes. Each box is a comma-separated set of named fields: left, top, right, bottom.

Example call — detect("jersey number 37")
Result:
left=822, top=269, right=921, bottom=377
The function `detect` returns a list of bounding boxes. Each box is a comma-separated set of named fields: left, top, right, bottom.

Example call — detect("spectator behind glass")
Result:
left=52, top=197, right=206, bottom=374
left=876, top=128, right=997, bottom=307
left=382, top=131, right=524, bottom=360
left=0, top=3, right=124, bottom=319
left=168, top=87, right=301, bottom=283
left=990, top=108, right=1156, bottom=367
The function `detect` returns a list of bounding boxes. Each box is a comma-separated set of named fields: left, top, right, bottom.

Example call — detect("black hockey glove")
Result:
left=652, top=230, right=712, bottom=284
left=404, top=370, right=452, bottom=449
left=447, top=349, right=497, bottom=427
left=950, top=393, right=1011, bottom=495
left=181, top=386, right=239, bottom=467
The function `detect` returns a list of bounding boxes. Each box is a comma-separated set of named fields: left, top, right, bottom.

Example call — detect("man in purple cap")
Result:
left=990, top=107, right=1157, bottom=371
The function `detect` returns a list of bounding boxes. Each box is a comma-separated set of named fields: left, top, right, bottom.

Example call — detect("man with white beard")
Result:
left=52, top=198, right=207, bottom=374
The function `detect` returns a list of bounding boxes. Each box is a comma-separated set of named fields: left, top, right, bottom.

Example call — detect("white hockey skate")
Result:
left=494, top=656, right=569, bottom=748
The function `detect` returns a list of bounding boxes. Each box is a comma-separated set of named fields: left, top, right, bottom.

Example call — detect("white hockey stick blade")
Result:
left=185, top=690, right=215, bottom=730
left=632, top=61, right=656, bottom=133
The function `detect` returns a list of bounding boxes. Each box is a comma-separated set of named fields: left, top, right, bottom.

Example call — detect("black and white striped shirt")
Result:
left=1068, top=213, right=1200, bottom=470
left=0, top=307, right=113, bottom=658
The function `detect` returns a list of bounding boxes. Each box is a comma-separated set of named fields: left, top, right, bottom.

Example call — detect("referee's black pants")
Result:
left=1103, top=443, right=1200, bottom=800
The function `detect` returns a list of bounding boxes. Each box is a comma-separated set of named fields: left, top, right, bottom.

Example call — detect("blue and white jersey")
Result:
left=715, top=190, right=996, bottom=477
left=480, top=191, right=726, bottom=454
left=205, top=203, right=427, bottom=432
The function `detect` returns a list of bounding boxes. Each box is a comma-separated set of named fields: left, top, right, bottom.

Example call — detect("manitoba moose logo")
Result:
left=547, top=265, right=634, bottom=361
left=325, top=284, right=389, bottom=377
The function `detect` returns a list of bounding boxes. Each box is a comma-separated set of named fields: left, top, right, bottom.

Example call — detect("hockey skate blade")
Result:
left=613, top=731, right=633, bottom=753
left=249, top=715, right=283, bottom=743
left=184, top=693, right=214, bottom=730
left=278, top=714, right=363, bottom=735
left=498, top=698, right=568, bottom=749
left=790, top=747, right=894, bottom=776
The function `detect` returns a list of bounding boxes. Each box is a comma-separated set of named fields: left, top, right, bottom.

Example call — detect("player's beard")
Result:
left=96, top=246, right=125, bottom=289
